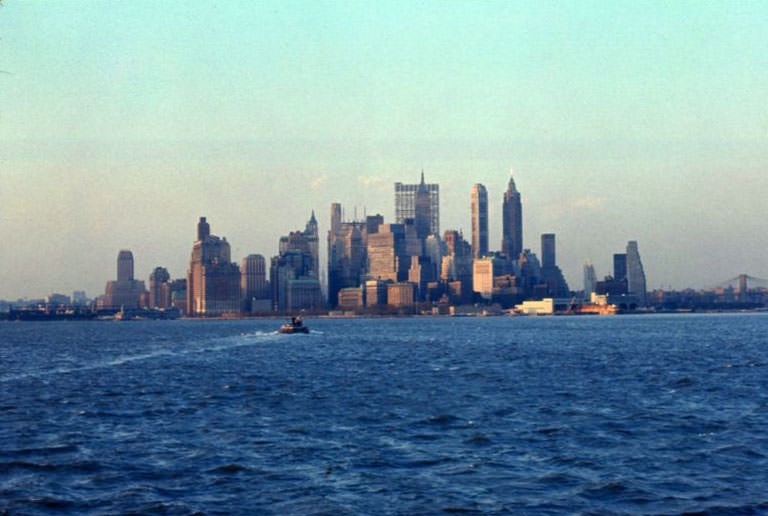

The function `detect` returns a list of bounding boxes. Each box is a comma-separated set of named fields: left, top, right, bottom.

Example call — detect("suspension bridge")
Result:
left=710, top=274, right=768, bottom=291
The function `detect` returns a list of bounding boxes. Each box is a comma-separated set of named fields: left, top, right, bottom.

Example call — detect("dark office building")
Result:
left=541, top=234, right=556, bottom=269
left=501, top=173, right=523, bottom=260
left=613, top=253, right=627, bottom=282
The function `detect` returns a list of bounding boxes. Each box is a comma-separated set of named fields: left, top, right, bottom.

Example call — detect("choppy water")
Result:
left=2, top=314, right=768, bottom=515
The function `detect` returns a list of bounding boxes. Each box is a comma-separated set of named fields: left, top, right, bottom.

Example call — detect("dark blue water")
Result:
left=2, top=314, right=768, bottom=515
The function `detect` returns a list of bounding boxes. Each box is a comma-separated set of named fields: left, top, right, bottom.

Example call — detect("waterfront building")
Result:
left=470, top=184, right=489, bottom=259
left=286, top=278, right=323, bottom=312
left=338, top=287, right=364, bottom=311
left=395, top=174, right=439, bottom=236
left=169, top=279, right=187, bottom=313
left=473, top=256, right=502, bottom=300
left=99, top=250, right=147, bottom=310
left=272, top=213, right=324, bottom=312
left=271, top=251, right=314, bottom=312
left=72, top=291, right=88, bottom=306
left=241, top=254, right=270, bottom=312
left=46, top=293, right=71, bottom=306
left=149, top=266, right=172, bottom=309
left=186, top=217, right=241, bottom=316
left=596, top=276, right=629, bottom=296
left=364, top=279, right=388, bottom=307
left=583, top=262, right=597, bottom=300
left=626, top=241, right=648, bottom=306
left=387, top=282, right=416, bottom=308
left=501, top=172, right=523, bottom=260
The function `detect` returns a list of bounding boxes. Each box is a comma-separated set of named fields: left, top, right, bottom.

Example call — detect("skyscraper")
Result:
left=613, top=253, right=627, bottom=282
left=501, top=172, right=523, bottom=260
left=272, top=214, right=323, bottom=312
left=277, top=211, right=319, bottom=278
left=99, top=250, right=147, bottom=309
left=395, top=173, right=439, bottom=236
left=414, top=172, right=432, bottom=241
left=149, top=266, right=171, bottom=309
left=367, top=223, right=407, bottom=282
left=470, top=183, right=488, bottom=259
left=327, top=202, right=371, bottom=307
left=442, top=229, right=473, bottom=301
left=305, top=211, right=319, bottom=278
left=539, top=234, right=569, bottom=297
left=241, top=254, right=269, bottom=312
left=117, top=250, right=134, bottom=282
left=186, top=217, right=241, bottom=315
left=541, top=234, right=556, bottom=269
left=626, top=241, right=648, bottom=306
left=583, top=262, right=597, bottom=300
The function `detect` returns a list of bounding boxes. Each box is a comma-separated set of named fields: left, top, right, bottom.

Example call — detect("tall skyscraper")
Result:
left=272, top=214, right=323, bottom=312
left=583, top=262, right=597, bottom=300
left=541, top=234, right=556, bottom=269
left=613, top=253, right=627, bottom=282
left=414, top=172, right=432, bottom=241
left=99, top=250, right=147, bottom=309
left=539, top=234, right=569, bottom=297
left=241, top=254, right=269, bottom=311
left=470, top=183, right=488, bottom=259
left=117, top=250, right=134, bottom=282
left=626, top=241, right=648, bottom=306
left=367, top=223, right=407, bottom=282
left=148, top=266, right=171, bottom=309
left=305, top=211, right=319, bottom=278
left=442, top=229, right=473, bottom=300
left=501, top=172, right=523, bottom=260
left=395, top=173, right=439, bottom=236
left=186, top=217, right=241, bottom=315
left=327, top=202, right=372, bottom=307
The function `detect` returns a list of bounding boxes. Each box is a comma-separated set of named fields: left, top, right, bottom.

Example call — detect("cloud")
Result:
left=570, top=196, right=604, bottom=211
left=357, top=175, right=386, bottom=187
left=310, top=173, right=328, bottom=189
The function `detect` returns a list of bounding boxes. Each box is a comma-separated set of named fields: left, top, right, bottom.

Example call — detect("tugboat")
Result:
left=278, top=315, right=309, bottom=334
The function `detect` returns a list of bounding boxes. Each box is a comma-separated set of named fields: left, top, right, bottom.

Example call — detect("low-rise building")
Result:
left=338, top=287, right=364, bottom=312
left=387, top=282, right=415, bottom=308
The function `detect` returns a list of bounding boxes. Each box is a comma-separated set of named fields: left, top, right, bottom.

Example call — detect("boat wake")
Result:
left=1, top=332, right=279, bottom=383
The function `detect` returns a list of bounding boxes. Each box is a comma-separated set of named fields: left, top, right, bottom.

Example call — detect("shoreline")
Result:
left=2, top=308, right=767, bottom=322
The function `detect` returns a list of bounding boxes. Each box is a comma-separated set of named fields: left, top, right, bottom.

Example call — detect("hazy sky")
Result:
left=1, top=1, right=767, bottom=299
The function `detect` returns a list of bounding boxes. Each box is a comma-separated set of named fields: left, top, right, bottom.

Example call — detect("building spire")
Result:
left=420, top=169, right=425, bottom=185
left=507, top=168, right=517, bottom=192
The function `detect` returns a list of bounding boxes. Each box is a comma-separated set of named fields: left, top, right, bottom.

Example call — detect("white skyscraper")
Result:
left=583, top=262, right=597, bottom=300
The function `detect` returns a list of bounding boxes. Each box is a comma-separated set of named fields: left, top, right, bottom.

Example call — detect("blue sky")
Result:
left=1, top=1, right=767, bottom=298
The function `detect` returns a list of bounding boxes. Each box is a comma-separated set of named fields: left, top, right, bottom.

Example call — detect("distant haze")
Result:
left=1, top=1, right=767, bottom=299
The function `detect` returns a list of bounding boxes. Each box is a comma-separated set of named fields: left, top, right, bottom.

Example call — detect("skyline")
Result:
left=2, top=1, right=768, bottom=298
